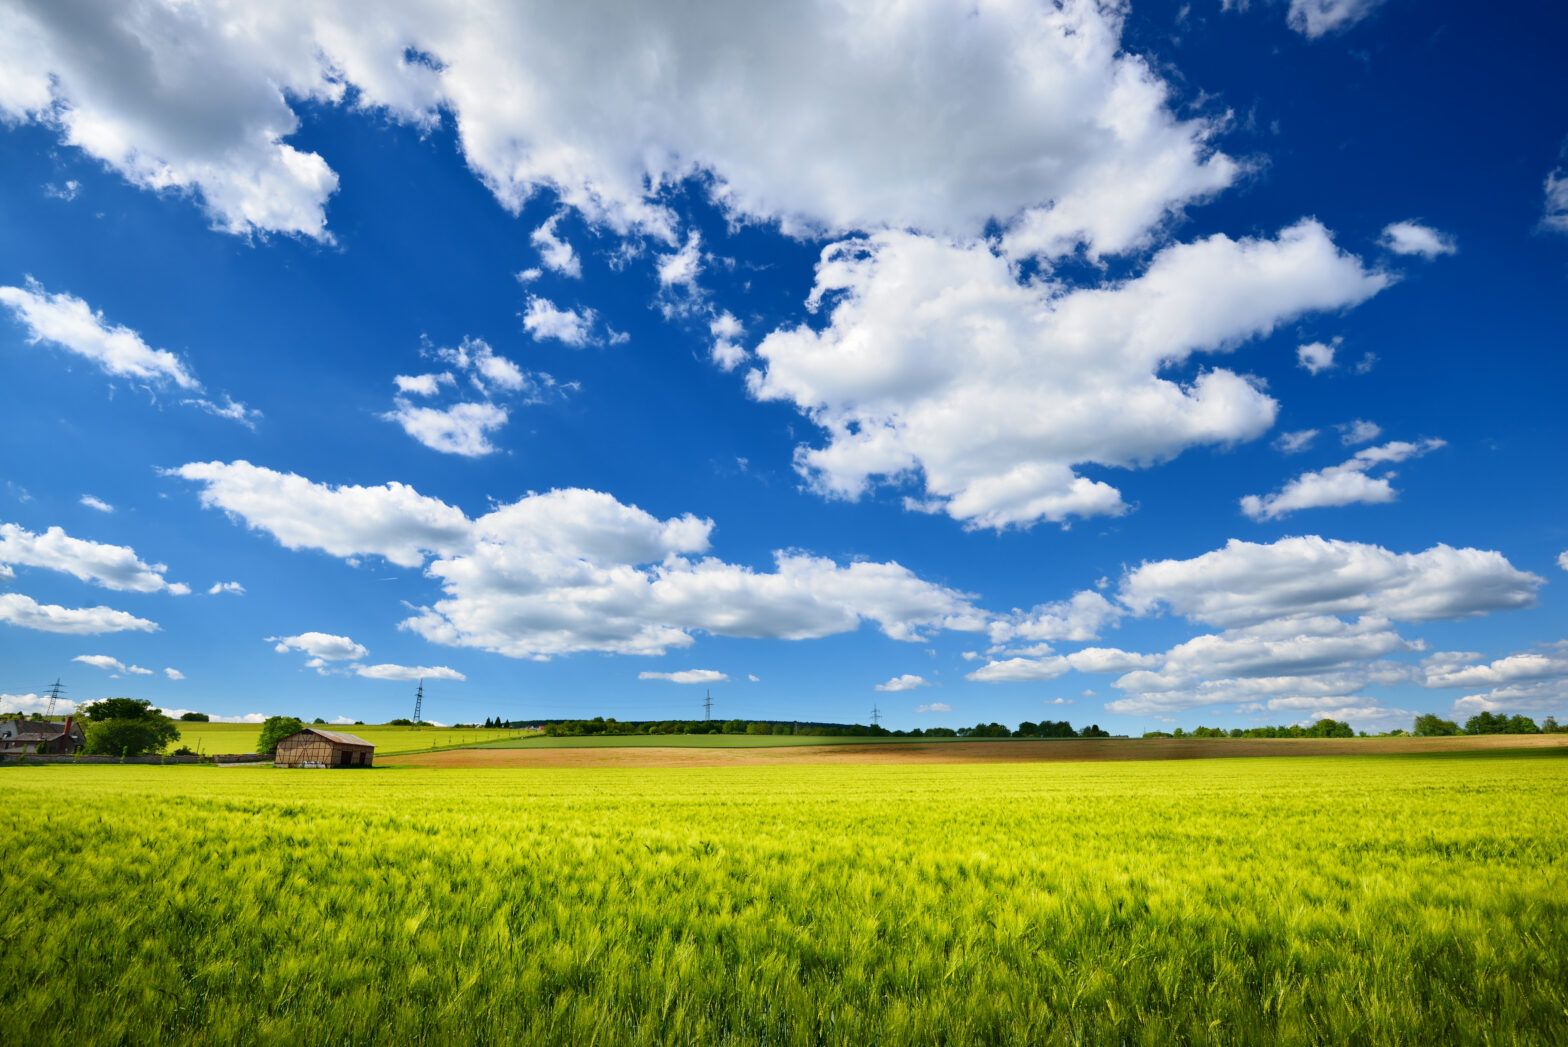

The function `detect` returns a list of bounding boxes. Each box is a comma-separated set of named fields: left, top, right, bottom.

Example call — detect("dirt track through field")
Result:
left=381, top=734, right=1568, bottom=769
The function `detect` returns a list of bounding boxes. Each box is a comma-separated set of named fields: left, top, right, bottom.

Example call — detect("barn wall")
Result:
left=275, top=733, right=375, bottom=767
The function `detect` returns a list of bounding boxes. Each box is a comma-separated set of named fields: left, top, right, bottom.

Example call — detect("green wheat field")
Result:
left=4, top=752, right=1565, bottom=1045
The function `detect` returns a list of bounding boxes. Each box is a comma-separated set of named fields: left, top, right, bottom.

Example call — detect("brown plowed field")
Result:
left=382, top=734, right=1568, bottom=769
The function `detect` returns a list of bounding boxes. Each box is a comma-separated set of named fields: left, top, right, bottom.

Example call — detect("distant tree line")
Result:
left=1410, top=712, right=1560, bottom=736
left=1143, top=719, right=1357, bottom=739
left=520, top=717, right=1119, bottom=739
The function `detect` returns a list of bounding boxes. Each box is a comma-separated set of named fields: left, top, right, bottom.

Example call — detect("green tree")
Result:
left=256, top=716, right=305, bottom=755
left=179, top=711, right=209, bottom=722
left=80, top=698, right=180, bottom=757
left=1413, top=713, right=1460, bottom=736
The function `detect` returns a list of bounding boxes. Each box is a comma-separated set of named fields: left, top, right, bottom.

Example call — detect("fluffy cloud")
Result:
left=709, top=312, right=747, bottom=372
left=0, top=592, right=158, bottom=634
left=384, top=401, right=510, bottom=457
left=170, top=461, right=473, bottom=568
left=386, top=338, right=571, bottom=456
left=1423, top=645, right=1568, bottom=691
left=523, top=297, right=594, bottom=346
left=1240, top=438, right=1445, bottom=520
left=875, top=674, right=930, bottom=692
left=915, top=702, right=952, bottom=714
left=1379, top=221, right=1457, bottom=258
left=1559, top=551, right=1568, bottom=572
left=1338, top=419, right=1381, bottom=445
left=208, top=581, right=245, bottom=595
left=0, top=692, right=65, bottom=715
left=80, top=495, right=114, bottom=513
left=749, top=221, right=1388, bottom=529
left=1439, top=645, right=1568, bottom=716
left=1121, top=536, right=1541, bottom=628
left=0, top=522, right=188, bottom=593
left=1111, top=615, right=1413, bottom=703
left=639, top=669, right=728, bottom=684
left=353, top=663, right=465, bottom=682
left=0, top=0, right=339, bottom=238
left=1286, top=0, right=1386, bottom=38
left=1296, top=341, right=1335, bottom=375
left=966, top=657, right=1070, bottom=683
left=1275, top=429, right=1318, bottom=454
left=657, top=232, right=703, bottom=289
left=988, top=591, right=1121, bottom=646
left=73, top=654, right=153, bottom=675
left=178, top=461, right=985, bottom=660
left=164, top=667, right=184, bottom=680
left=0, top=279, right=198, bottom=389
left=393, top=372, right=454, bottom=397
left=271, top=632, right=369, bottom=662
left=0, top=280, right=255, bottom=421
left=0, top=0, right=1238, bottom=252
left=530, top=214, right=581, bottom=278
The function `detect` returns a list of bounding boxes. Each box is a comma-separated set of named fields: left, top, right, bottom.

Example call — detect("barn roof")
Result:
left=4, top=719, right=78, bottom=741
left=296, top=728, right=375, bottom=748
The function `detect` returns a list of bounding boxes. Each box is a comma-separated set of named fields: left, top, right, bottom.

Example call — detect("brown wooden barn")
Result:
left=274, top=728, right=375, bottom=768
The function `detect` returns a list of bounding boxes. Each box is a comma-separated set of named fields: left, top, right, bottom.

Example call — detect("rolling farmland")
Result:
left=162, top=721, right=526, bottom=757
left=4, top=750, right=1565, bottom=1044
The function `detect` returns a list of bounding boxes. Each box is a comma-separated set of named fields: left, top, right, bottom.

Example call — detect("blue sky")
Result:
left=2, top=0, right=1565, bottom=731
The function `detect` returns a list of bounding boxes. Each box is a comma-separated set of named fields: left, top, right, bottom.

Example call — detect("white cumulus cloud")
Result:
left=0, top=0, right=1236, bottom=256
left=875, top=674, right=930, bottom=692
left=1, top=279, right=198, bottom=389
left=207, top=581, right=245, bottom=595
left=1240, top=438, right=1445, bottom=520
left=639, top=669, right=729, bottom=684
left=530, top=213, right=582, bottom=278
left=80, top=495, right=114, bottom=513
left=1296, top=341, right=1336, bottom=375
left=384, top=400, right=510, bottom=457
left=523, top=297, right=595, bottom=347
left=177, top=461, right=986, bottom=660
left=0, top=592, right=158, bottom=635
left=1338, top=419, right=1382, bottom=445
left=1274, top=429, right=1318, bottom=454
left=915, top=702, right=952, bottom=714
left=73, top=654, right=154, bottom=675
left=0, top=280, right=255, bottom=421
left=1120, top=536, right=1542, bottom=628
left=748, top=221, right=1388, bottom=529
left=270, top=632, right=369, bottom=662
left=164, top=667, right=184, bottom=680
left=0, top=522, right=188, bottom=593
left=353, top=663, right=465, bottom=682
left=1380, top=221, right=1457, bottom=258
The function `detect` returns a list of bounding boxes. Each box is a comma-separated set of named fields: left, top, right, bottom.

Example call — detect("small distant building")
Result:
left=0, top=716, right=86, bottom=756
left=274, top=728, right=375, bottom=768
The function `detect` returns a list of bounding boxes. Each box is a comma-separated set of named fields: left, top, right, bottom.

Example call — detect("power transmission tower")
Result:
left=45, top=679, right=64, bottom=719
left=703, top=689, right=713, bottom=721
left=412, top=679, right=424, bottom=728
left=871, top=705, right=881, bottom=729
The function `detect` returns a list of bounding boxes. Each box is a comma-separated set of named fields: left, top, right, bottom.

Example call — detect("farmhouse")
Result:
left=274, top=728, right=375, bottom=768
left=0, top=716, right=86, bottom=756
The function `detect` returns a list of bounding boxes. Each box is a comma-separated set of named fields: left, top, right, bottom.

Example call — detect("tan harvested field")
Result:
left=382, top=733, right=1568, bottom=768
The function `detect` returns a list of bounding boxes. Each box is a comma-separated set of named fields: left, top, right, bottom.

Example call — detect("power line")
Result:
left=703, top=689, right=713, bottom=721
left=412, top=679, right=424, bottom=728
left=870, top=704, right=881, bottom=728
left=45, top=679, right=65, bottom=719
